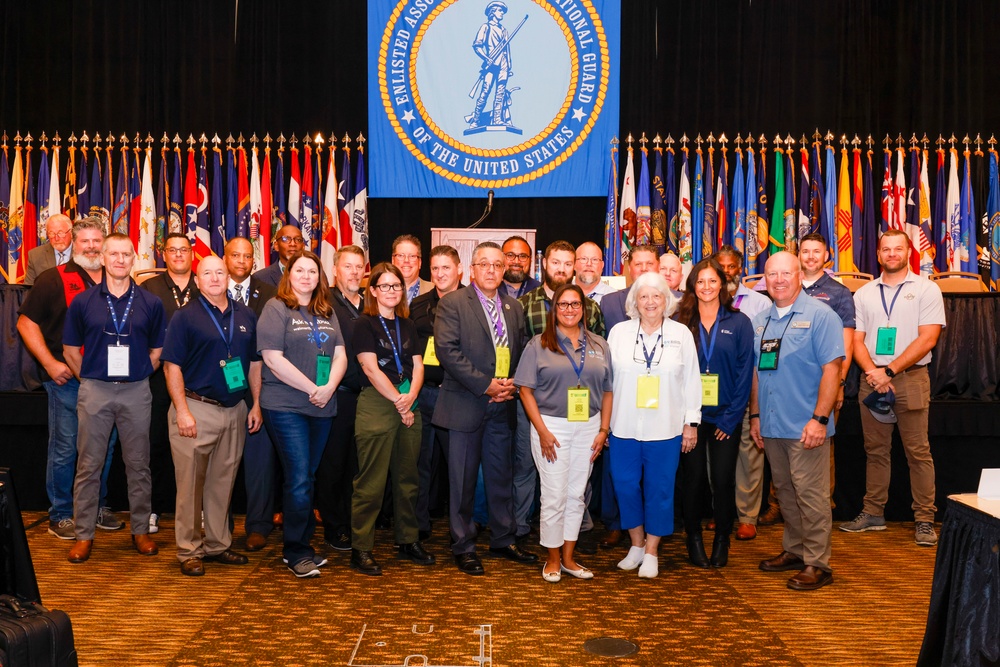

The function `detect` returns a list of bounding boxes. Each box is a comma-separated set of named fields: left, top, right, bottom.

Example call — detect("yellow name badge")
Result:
left=567, top=387, right=590, bottom=422
left=636, top=374, right=660, bottom=409
left=495, top=346, right=511, bottom=378
left=423, top=336, right=439, bottom=366
left=701, top=373, right=719, bottom=407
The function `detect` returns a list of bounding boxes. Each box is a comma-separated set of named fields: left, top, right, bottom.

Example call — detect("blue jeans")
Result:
left=44, top=379, right=114, bottom=521
left=263, top=409, right=332, bottom=565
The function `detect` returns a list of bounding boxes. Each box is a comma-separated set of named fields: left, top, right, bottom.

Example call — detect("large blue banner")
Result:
left=369, top=0, right=620, bottom=198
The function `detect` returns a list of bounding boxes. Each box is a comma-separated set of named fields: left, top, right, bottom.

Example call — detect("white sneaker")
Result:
left=148, top=513, right=160, bottom=534
left=638, top=553, right=659, bottom=578
left=617, top=545, right=645, bottom=571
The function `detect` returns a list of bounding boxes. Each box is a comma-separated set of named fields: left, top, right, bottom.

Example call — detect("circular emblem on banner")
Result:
left=991, top=212, right=1000, bottom=264
left=378, top=0, right=610, bottom=189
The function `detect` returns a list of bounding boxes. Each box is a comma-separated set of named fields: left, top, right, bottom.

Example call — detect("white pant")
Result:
left=530, top=412, right=600, bottom=549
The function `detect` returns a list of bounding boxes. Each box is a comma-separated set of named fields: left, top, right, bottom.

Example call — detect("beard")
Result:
left=544, top=273, right=570, bottom=291
left=503, top=266, right=526, bottom=283
left=74, top=252, right=102, bottom=272
left=725, top=274, right=740, bottom=293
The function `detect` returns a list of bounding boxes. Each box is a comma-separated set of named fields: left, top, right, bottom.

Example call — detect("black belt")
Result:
left=185, top=389, right=222, bottom=407
left=423, top=380, right=441, bottom=388
left=884, top=364, right=927, bottom=375
left=338, top=386, right=361, bottom=395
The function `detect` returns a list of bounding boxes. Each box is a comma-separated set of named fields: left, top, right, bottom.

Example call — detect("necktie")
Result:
left=484, top=297, right=508, bottom=348
left=233, top=284, right=244, bottom=304
left=56, top=250, right=69, bottom=266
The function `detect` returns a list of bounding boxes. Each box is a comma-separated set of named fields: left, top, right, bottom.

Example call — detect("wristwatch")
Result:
left=884, top=366, right=896, bottom=378
left=687, top=422, right=699, bottom=428
left=811, top=414, right=830, bottom=425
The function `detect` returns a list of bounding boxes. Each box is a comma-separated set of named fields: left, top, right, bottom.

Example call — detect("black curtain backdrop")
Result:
left=3, top=0, right=999, bottom=263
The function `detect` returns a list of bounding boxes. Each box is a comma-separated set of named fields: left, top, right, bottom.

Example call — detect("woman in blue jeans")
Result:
left=258, top=251, right=347, bottom=577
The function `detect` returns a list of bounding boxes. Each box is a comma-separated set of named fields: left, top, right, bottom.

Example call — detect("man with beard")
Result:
left=715, top=245, right=775, bottom=540
left=254, top=225, right=304, bottom=287
left=517, top=241, right=605, bottom=545
left=499, top=235, right=541, bottom=299
left=17, top=218, right=120, bottom=539
left=573, top=241, right=614, bottom=304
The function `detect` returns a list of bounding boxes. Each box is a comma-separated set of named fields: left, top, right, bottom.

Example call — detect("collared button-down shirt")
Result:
left=519, top=286, right=605, bottom=340
left=853, top=270, right=946, bottom=367
left=803, top=272, right=856, bottom=328
left=575, top=279, right=615, bottom=305
left=733, top=283, right=771, bottom=321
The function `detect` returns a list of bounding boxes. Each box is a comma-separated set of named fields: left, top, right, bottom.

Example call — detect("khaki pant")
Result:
left=169, top=400, right=247, bottom=561
left=763, top=437, right=832, bottom=571
left=735, top=409, right=765, bottom=524
left=858, top=367, right=936, bottom=522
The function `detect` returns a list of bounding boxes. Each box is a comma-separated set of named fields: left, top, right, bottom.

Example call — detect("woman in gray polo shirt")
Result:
left=515, top=283, right=613, bottom=583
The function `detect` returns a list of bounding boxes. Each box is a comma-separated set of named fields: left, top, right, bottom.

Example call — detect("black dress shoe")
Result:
left=419, top=529, right=432, bottom=542
left=455, top=552, right=484, bottom=576
left=576, top=535, right=598, bottom=555
left=350, top=549, right=383, bottom=576
left=204, top=549, right=249, bottom=565
left=487, top=544, right=539, bottom=564
left=686, top=533, right=711, bottom=568
left=397, top=542, right=436, bottom=565
left=710, top=533, right=730, bottom=567
left=324, top=532, right=351, bottom=552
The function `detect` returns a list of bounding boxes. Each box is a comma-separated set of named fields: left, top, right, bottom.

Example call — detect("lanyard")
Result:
left=301, top=308, right=326, bottom=353
left=879, top=283, right=904, bottom=324
left=473, top=284, right=507, bottom=341
left=556, top=328, right=587, bottom=387
left=170, top=281, right=192, bottom=309
left=638, top=323, right=663, bottom=372
left=699, top=309, right=721, bottom=373
left=200, top=297, right=235, bottom=358
left=106, top=284, right=136, bottom=342
left=378, top=315, right=405, bottom=379
left=734, top=294, right=745, bottom=309
left=761, top=314, right=793, bottom=342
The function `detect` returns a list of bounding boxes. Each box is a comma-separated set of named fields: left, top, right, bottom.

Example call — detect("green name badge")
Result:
left=758, top=339, right=780, bottom=371
left=567, top=387, right=590, bottom=422
left=701, top=373, right=719, bottom=407
left=875, top=327, right=897, bottom=356
left=222, top=357, right=247, bottom=393
left=397, top=378, right=419, bottom=412
left=316, top=353, right=332, bottom=386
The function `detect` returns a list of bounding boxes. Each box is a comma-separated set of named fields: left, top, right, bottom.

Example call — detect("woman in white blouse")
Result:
left=606, top=272, right=702, bottom=578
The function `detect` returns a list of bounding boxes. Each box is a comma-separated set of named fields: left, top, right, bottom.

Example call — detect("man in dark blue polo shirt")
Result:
left=63, top=233, right=167, bottom=563
left=162, top=255, right=262, bottom=576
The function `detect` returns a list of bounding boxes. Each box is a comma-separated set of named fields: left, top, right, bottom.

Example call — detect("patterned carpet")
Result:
left=21, top=512, right=936, bottom=666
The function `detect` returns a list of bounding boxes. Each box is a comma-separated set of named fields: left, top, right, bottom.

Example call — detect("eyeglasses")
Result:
left=49, top=230, right=72, bottom=239
left=473, top=261, right=505, bottom=272
left=555, top=301, right=583, bottom=311
left=576, top=257, right=601, bottom=265
left=393, top=253, right=420, bottom=262
left=164, top=247, right=191, bottom=255
left=278, top=235, right=304, bottom=244
left=374, top=283, right=404, bottom=292
left=504, top=252, right=530, bottom=262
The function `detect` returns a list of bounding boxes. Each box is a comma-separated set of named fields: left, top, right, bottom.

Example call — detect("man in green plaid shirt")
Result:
left=519, top=240, right=606, bottom=340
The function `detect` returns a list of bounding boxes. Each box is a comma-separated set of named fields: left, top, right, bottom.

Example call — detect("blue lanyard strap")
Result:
left=879, top=283, right=904, bottom=324
left=106, top=284, right=136, bottom=341
left=200, top=297, right=235, bottom=358
left=699, top=310, right=721, bottom=373
left=556, top=327, right=587, bottom=386
left=301, top=308, right=327, bottom=353
left=638, top=323, right=663, bottom=372
left=378, top=315, right=405, bottom=379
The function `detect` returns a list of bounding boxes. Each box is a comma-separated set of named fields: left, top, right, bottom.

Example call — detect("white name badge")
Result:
left=107, top=345, right=130, bottom=377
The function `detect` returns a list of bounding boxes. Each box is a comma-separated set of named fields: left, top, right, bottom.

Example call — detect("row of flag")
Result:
left=0, top=133, right=370, bottom=285
left=604, top=134, right=1000, bottom=291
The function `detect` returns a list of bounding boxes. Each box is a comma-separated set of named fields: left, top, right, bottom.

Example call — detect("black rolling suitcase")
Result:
left=0, top=470, right=78, bottom=667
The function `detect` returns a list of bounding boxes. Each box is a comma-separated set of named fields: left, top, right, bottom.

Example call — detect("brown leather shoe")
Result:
left=599, top=529, right=623, bottom=549
left=759, top=551, right=805, bottom=572
left=68, top=539, right=93, bottom=563
left=204, top=549, right=249, bottom=565
left=787, top=565, right=834, bottom=590
left=245, top=532, right=267, bottom=552
left=735, top=523, right=757, bottom=541
left=273, top=512, right=284, bottom=528
left=180, top=558, right=204, bottom=576
left=132, top=534, right=159, bottom=556
left=758, top=505, right=783, bottom=526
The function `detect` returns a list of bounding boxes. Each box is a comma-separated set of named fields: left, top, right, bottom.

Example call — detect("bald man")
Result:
left=658, top=253, right=684, bottom=300
left=253, top=225, right=305, bottom=287
left=162, top=255, right=262, bottom=575
left=749, top=252, right=843, bottom=591
left=26, top=213, right=73, bottom=285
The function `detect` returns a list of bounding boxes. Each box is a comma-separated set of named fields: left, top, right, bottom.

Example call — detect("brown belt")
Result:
left=185, top=389, right=222, bottom=407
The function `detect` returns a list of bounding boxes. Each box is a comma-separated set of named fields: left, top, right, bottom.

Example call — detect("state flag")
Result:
left=635, top=147, right=651, bottom=246
left=135, top=147, right=157, bottom=271
left=249, top=147, right=264, bottom=271
left=836, top=145, right=854, bottom=272
left=731, top=148, right=745, bottom=259
left=651, top=146, right=667, bottom=253
left=691, top=147, right=704, bottom=263
left=602, top=144, right=620, bottom=275
left=945, top=147, right=961, bottom=270
left=768, top=146, right=785, bottom=256
left=210, top=145, right=226, bottom=258
left=619, top=146, right=636, bottom=266
left=259, top=148, right=273, bottom=267
left=677, top=147, right=692, bottom=268
left=0, top=148, right=10, bottom=284
left=301, top=144, right=314, bottom=250
left=352, top=147, right=370, bottom=269
left=321, top=147, right=339, bottom=283
left=6, top=145, right=25, bottom=283
left=744, top=147, right=758, bottom=275
left=194, top=149, right=213, bottom=268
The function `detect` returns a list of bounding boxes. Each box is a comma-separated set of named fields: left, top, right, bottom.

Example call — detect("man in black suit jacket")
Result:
left=252, top=225, right=304, bottom=287
left=433, top=242, right=538, bottom=575
left=224, top=237, right=278, bottom=550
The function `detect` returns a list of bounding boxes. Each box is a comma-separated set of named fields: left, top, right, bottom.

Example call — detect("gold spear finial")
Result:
left=639, top=132, right=648, bottom=150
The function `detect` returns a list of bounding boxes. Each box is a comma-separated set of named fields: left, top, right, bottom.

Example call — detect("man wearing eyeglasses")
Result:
left=254, top=225, right=304, bottom=288
left=573, top=241, right=614, bottom=304
left=499, top=235, right=541, bottom=299
left=433, top=241, right=538, bottom=575
left=142, top=233, right=200, bottom=535
left=392, top=234, right=433, bottom=305
left=26, top=213, right=74, bottom=285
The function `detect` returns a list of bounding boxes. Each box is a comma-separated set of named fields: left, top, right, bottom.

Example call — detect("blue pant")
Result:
left=263, top=409, right=332, bottom=565
left=416, top=386, right=448, bottom=533
left=599, top=451, right=621, bottom=530
left=242, top=421, right=277, bottom=536
left=44, top=379, right=114, bottom=521
left=608, top=434, right=681, bottom=537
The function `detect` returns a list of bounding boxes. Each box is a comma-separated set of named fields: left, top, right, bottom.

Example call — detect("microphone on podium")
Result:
left=469, top=189, right=495, bottom=228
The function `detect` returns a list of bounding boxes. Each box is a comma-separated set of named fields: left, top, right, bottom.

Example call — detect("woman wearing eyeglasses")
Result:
left=514, top=283, right=613, bottom=583
left=674, top=258, right=754, bottom=568
left=258, top=250, right=347, bottom=578
left=607, top=272, right=701, bottom=578
left=349, top=262, right=432, bottom=576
